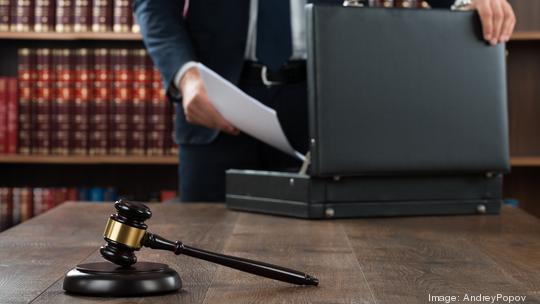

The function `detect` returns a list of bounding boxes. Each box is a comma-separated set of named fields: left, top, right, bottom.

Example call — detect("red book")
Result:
left=73, top=48, right=91, bottom=155
left=113, top=0, right=132, bottom=33
left=129, top=49, right=149, bottom=155
left=33, top=48, right=53, bottom=155
left=67, top=188, right=78, bottom=201
left=32, top=188, right=44, bottom=216
left=42, top=188, right=55, bottom=211
left=34, top=0, right=55, bottom=32
left=110, top=48, right=131, bottom=155
left=0, top=188, right=13, bottom=231
left=56, top=0, right=74, bottom=32
left=146, top=68, right=167, bottom=156
left=89, top=48, right=110, bottom=155
left=20, top=187, right=33, bottom=222
left=92, top=0, right=113, bottom=32
left=11, top=0, right=34, bottom=32
left=74, top=0, right=92, bottom=32
left=0, top=78, right=6, bottom=154
left=17, top=48, right=35, bottom=155
left=11, top=188, right=21, bottom=225
left=51, top=49, right=73, bottom=155
left=0, top=0, right=9, bottom=31
left=6, top=77, right=18, bottom=154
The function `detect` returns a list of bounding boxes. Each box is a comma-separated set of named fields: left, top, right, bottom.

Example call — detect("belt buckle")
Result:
left=261, top=66, right=283, bottom=87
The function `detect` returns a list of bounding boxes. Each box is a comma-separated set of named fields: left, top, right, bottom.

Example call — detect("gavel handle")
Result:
left=142, top=232, right=318, bottom=286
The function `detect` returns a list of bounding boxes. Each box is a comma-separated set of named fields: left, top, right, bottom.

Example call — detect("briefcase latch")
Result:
left=342, top=0, right=364, bottom=7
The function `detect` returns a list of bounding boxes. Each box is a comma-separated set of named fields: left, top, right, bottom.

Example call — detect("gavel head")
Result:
left=100, top=200, right=152, bottom=267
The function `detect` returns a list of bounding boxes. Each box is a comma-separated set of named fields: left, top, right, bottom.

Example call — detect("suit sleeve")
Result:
left=133, top=0, right=197, bottom=93
left=426, top=0, right=455, bottom=8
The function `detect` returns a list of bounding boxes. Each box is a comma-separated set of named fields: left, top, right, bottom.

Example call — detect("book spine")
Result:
left=34, top=48, right=53, bottom=155
left=73, top=48, right=91, bottom=155
left=55, top=0, right=73, bottom=32
left=0, top=78, right=6, bottom=154
left=147, top=67, right=166, bottom=156
left=0, top=0, right=10, bottom=31
left=89, top=48, right=109, bottom=155
left=129, top=49, right=148, bottom=155
left=51, top=49, right=73, bottom=155
left=32, top=188, right=43, bottom=216
left=11, top=0, right=34, bottom=32
left=92, top=0, right=112, bottom=32
left=113, top=0, right=132, bottom=33
left=11, top=188, right=20, bottom=225
left=6, top=77, right=18, bottom=154
left=110, top=48, right=130, bottom=155
left=165, top=99, right=176, bottom=155
left=131, top=9, right=140, bottom=33
left=17, top=48, right=34, bottom=155
left=34, top=0, right=55, bottom=32
left=74, top=0, right=92, bottom=32
left=0, top=188, right=13, bottom=231
left=20, top=187, right=33, bottom=221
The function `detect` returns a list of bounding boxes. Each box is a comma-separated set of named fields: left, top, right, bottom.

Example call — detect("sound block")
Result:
left=63, top=262, right=181, bottom=297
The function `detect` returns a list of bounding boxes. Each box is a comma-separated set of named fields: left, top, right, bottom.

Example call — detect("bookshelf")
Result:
left=0, top=0, right=539, bottom=218
left=0, top=32, right=142, bottom=41
left=0, top=155, right=178, bottom=165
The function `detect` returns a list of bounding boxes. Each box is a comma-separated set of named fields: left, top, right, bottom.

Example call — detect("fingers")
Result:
left=475, top=0, right=494, bottom=43
left=500, top=1, right=516, bottom=42
left=490, top=0, right=504, bottom=45
left=184, top=89, right=239, bottom=135
left=475, top=0, right=516, bottom=45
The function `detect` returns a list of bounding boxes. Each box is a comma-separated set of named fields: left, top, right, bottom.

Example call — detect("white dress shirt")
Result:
left=173, top=0, right=307, bottom=93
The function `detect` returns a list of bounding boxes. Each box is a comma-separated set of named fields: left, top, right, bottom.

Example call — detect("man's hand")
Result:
left=179, top=67, right=239, bottom=135
left=470, top=0, right=516, bottom=45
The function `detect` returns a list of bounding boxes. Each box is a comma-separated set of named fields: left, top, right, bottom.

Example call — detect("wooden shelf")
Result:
left=0, top=31, right=538, bottom=42
left=0, top=31, right=142, bottom=41
left=510, top=156, right=540, bottom=167
left=510, top=31, right=540, bottom=41
left=0, top=155, right=177, bottom=165
left=0, top=154, right=538, bottom=167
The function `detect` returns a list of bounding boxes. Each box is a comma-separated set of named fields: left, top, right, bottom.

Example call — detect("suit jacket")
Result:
left=133, top=0, right=454, bottom=145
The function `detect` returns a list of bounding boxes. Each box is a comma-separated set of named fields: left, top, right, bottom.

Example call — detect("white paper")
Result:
left=197, top=63, right=305, bottom=161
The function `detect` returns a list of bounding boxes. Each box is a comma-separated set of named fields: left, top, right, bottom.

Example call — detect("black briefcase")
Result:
left=226, top=4, right=510, bottom=218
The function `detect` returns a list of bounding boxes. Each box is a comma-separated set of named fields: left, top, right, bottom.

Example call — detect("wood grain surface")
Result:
left=0, top=203, right=539, bottom=304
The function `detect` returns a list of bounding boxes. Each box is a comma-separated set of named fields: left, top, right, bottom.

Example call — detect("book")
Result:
left=11, top=0, right=34, bottom=32
left=130, top=49, right=149, bottom=155
left=113, top=0, right=132, bottom=33
left=92, top=0, right=112, bottom=32
left=74, top=0, right=92, bottom=32
left=89, top=48, right=110, bottom=155
left=0, top=78, right=6, bottom=153
left=51, top=48, right=73, bottom=155
left=55, top=0, right=73, bottom=32
left=73, top=48, right=91, bottom=155
left=17, top=48, right=34, bottom=155
left=0, top=0, right=10, bottom=31
left=33, top=48, right=53, bottom=155
left=0, top=188, right=13, bottom=231
left=6, top=77, right=18, bottom=154
left=110, top=48, right=131, bottom=155
left=34, top=0, right=55, bottom=32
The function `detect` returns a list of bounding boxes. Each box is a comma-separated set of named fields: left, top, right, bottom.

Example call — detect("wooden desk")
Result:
left=0, top=203, right=539, bottom=304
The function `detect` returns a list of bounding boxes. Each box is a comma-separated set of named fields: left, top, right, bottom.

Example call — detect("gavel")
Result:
left=99, top=200, right=319, bottom=286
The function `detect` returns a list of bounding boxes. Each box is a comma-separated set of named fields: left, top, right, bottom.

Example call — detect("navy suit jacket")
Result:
left=133, top=0, right=454, bottom=145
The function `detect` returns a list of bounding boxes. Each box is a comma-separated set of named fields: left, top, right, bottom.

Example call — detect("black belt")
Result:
left=241, top=61, right=307, bottom=86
